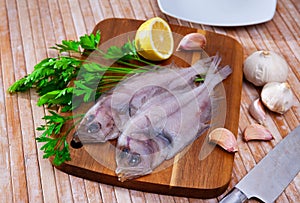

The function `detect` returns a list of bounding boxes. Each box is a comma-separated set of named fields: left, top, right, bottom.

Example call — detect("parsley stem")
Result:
left=106, top=67, right=145, bottom=74
left=101, top=78, right=123, bottom=81
left=98, top=78, right=120, bottom=85
left=100, top=79, right=123, bottom=84
left=102, top=75, right=125, bottom=79
left=135, top=58, right=158, bottom=67
left=116, top=60, right=142, bottom=68
left=97, top=83, right=118, bottom=91
left=64, top=115, right=84, bottom=137
left=51, top=114, right=83, bottom=148
left=116, top=59, right=154, bottom=69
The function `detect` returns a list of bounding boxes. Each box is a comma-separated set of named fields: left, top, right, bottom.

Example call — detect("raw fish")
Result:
left=75, top=57, right=213, bottom=143
left=115, top=56, right=232, bottom=181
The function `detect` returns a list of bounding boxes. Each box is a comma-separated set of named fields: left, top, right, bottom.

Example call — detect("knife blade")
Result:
left=220, top=125, right=300, bottom=203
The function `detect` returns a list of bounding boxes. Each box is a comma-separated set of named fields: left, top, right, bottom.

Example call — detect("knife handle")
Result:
left=219, top=188, right=248, bottom=203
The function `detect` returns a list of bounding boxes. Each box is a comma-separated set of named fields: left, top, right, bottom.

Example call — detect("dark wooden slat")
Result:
left=0, top=0, right=299, bottom=202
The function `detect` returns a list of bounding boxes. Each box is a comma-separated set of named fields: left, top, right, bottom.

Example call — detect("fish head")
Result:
left=75, top=98, right=119, bottom=143
left=115, top=132, right=160, bottom=181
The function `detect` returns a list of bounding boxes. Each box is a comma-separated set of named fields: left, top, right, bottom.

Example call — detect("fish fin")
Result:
left=191, top=56, right=214, bottom=75
left=105, top=131, right=120, bottom=140
left=144, top=115, right=157, bottom=138
left=156, top=130, right=173, bottom=147
left=144, top=115, right=152, bottom=126
left=128, top=96, right=137, bottom=117
left=204, top=55, right=232, bottom=91
left=144, top=116, right=172, bottom=147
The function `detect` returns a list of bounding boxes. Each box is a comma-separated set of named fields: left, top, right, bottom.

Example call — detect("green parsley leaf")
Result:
left=51, top=30, right=101, bottom=54
left=103, top=40, right=139, bottom=61
left=79, top=31, right=101, bottom=50
left=36, top=111, right=83, bottom=166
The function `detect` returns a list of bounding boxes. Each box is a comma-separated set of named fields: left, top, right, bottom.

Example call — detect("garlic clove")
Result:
left=243, top=123, right=273, bottom=142
left=176, top=33, right=206, bottom=51
left=208, top=128, right=238, bottom=153
left=261, top=82, right=294, bottom=114
left=243, top=50, right=289, bottom=86
left=249, top=98, right=266, bottom=125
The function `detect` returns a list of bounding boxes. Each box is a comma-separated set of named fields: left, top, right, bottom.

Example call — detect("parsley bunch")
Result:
left=8, top=31, right=157, bottom=166
left=36, top=111, right=84, bottom=165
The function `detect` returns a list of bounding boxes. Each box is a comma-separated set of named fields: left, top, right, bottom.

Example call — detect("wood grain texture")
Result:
left=51, top=18, right=243, bottom=199
left=0, top=0, right=299, bottom=202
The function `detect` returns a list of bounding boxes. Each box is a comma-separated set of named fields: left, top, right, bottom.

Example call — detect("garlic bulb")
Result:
left=208, top=128, right=238, bottom=153
left=176, top=33, right=206, bottom=51
left=243, top=50, right=289, bottom=86
left=261, top=82, right=294, bottom=114
left=249, top=98, right=266, bottom=125
left=243, top=123, right=273, bottom=141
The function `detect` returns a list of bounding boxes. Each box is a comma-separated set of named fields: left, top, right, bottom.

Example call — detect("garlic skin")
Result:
left=176, top=33, right=206, bottom=51
left=208, top=128, right=238, bottom=153
left=243, top=50, right=289, bottom=86
left=243, top=123, right=273, bottom=141
left=249, top=98, right=266, bottom=125
left=261, top=82, right=294, bottom=114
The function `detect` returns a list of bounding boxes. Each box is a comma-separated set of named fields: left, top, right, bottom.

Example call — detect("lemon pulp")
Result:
left=135, top=17, right=174, bottom=61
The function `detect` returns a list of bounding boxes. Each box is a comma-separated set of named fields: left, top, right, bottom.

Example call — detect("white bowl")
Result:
left=157, top=0, right=277, bottom=26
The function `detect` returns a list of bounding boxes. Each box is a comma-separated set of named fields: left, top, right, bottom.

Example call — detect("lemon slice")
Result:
left=135, top=17, right=174, bottom=61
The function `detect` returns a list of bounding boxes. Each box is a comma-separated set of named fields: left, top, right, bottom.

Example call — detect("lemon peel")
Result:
left=135, top=17, right=174, bottom=61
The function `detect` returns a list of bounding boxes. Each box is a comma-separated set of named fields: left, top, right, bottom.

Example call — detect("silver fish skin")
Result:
left=110, top=57, right=214, bottom=128
left=74, top=94, right=121, bottom=143
left=115, top=56, right=232, bottom=181
left=75, top=57, right=213, bottom=144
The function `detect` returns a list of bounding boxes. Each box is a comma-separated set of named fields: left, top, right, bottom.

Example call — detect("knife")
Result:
left=220, top=125, right=300, bottom=203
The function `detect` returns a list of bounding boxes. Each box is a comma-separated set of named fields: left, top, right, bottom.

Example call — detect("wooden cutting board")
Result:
left=52, top=18, right=243, bottom=198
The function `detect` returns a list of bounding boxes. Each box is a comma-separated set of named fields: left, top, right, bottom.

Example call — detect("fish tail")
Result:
left=204, top=55, right=232, bottom=91
left=191, top=56, right=215, bottom=68
left=190, top=56, right=214, bottom=75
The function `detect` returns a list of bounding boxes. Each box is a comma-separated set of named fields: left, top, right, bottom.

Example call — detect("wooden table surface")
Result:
left=0, top=0, right=299, bottom=202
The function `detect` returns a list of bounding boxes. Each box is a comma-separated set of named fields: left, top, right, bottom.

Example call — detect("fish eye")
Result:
left=120, top=147, right=130, bottom=159
left=86, top=114, right=95, bottom=122
left=128, top=153, right=141, bottom=166
left=87, top=122, right=101, bottom=133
